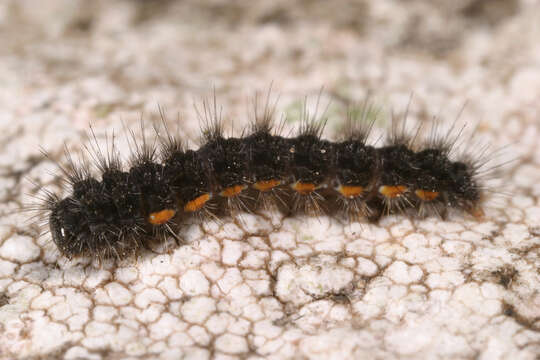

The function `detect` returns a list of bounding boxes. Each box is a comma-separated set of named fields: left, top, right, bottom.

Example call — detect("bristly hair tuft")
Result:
left=127, top=117, right=159, bottom=166
left=248, top=86, right=282, bottom=136
left=39, top=144, right=92, bottom=188
left=83, top=125, right=123, bottom=174
left=155, top=106, right=185, bottom=160
left=421, top=103, right=468, bottom=156
left=297, top=93, right=329, bottom=139
left=387, top=95, right=423, bottom=149
left=197, top=92, right=225, bottom=144
left=341, top=97, right=378, bottom=143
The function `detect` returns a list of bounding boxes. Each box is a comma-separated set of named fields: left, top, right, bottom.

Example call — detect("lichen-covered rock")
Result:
left=1, top=0, right=539, bottom=359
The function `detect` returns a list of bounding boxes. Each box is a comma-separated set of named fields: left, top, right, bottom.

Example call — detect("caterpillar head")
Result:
left=446, top=160, right=482, bottom=216
left=49, top=197, right=89, bottom=259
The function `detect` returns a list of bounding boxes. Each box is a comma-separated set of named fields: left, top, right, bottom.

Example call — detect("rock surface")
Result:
left=1, top=1, right=539, bottom=359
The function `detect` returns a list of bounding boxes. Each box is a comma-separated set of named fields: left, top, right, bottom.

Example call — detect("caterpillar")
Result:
left=35, top=94, right=491, bottom=262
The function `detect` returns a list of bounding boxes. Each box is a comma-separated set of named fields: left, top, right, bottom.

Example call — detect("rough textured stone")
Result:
left=1, top=0, right=539, bottom=359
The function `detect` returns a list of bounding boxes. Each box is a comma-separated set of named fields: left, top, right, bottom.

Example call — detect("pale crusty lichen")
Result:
left=1, top=0, right=540, bottom=359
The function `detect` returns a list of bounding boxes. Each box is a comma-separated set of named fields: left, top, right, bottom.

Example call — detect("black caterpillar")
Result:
left=38, top=95, right=489, bottom=261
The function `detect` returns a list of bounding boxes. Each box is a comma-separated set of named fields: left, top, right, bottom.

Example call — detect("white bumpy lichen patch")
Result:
left=2, top=0, right=540, bottom=359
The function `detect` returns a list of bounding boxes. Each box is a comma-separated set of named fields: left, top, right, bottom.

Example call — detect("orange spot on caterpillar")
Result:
left=337, top=185, right=364, bottom=198
left=184, top=193, right=212, bottom=212
left=292, top=181, right=317, bottom=195
left=415, top=189, right=439, bottom=201
left=253, top=179, right=281, bottom=192
left=379, top=185, right=407, bottom=198
left=219, top=184, right=247, bottom=198
left=148, top=209, right=176, bottom=225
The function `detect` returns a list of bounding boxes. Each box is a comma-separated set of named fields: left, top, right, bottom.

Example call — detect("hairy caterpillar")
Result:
left=34, top=94, right=492, bottom=262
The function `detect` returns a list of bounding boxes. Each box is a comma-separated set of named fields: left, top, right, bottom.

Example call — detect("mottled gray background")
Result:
left=1, top=1, right=540, bottom=359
